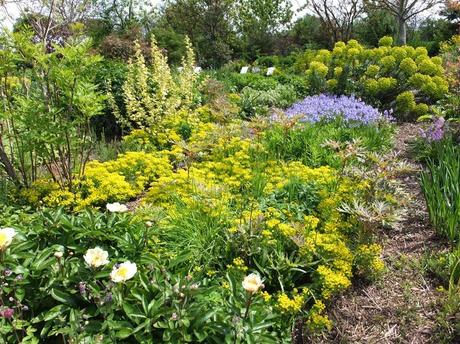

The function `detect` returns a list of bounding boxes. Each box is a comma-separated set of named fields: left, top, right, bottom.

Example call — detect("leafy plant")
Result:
left=109, top=36, right=200, bottom=134
left=421, top=141, right=460, bottom=243
left=239, top=85, right=298, bottom=118
left=0, top=30, right=105, bottom=189
left=299, top=38, right=449, bottom=120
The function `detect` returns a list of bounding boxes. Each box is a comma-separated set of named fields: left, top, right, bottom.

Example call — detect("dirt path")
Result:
left=312, top=123, right=447, bottom=344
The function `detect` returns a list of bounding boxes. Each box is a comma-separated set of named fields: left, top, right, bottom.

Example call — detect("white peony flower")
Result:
left=106, top=202, right=128, bottom=213
left=84, top=247, right=109, bottom=268
left=0, top=228, right=16, bottom=250
left=110, top=261, right=137, bottom=282
left=242, top=273, right=263, bottom=293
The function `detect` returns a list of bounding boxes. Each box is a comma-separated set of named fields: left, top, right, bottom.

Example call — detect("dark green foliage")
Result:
left=409, top=19, right=458, bottom=56
left=93, top=60, right=128, bottom=140
left=150, top=27, right=187, bottom=65
left=353, top=10, right=397, bottom=47
left=162, top=0, right=238, bottom=67
left=288, top=15, right=329, bottom=50
left=236, top=0, right=293, bottom=60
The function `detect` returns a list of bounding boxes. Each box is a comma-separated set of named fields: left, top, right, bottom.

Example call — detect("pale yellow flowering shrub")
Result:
left=112, top=35, right=199, bottom=134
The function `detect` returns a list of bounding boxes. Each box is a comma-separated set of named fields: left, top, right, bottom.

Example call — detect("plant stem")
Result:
left=243, top=293, right=253, bottom=321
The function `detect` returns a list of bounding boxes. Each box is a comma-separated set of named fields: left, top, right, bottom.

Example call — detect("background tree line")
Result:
left=1, top=0, right=459, bottom=67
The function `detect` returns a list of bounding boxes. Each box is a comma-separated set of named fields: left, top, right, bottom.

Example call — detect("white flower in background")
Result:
left=106, top=202, right=128, bottom=213
left=54, top=251, right=64, bottom=259
left=84, top=247, right=109, bottom=268
left=242, top=273, right=264, bottom=293
left=0, top=228, right=16, bottom=250
left=110, top=261, right=137, bottom=282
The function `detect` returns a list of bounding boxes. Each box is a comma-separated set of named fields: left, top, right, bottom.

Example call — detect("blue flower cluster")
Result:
left=285, top=94, right=393, bottom=125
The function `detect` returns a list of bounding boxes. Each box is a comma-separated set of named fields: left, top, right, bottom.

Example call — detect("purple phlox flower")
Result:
left=284, top=94, right=392, bottom=125
left=421, top=116, right=446, bottom=142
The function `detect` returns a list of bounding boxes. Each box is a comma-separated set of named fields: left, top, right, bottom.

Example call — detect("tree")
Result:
left=93, top=0, right=158, bottom=32
left=237, top=0, right=293, bottom=58
left=354, top=9, right=396, bottom=46
left=364, top=0, right=443, bottom=45
left=307, top=0, right=363, bottom=46
left=1, top=0, right=95, bottom=46
left=162, top=0, right=238, bottom=67
left=442, top=0, right=460, bottom=33
left=289, top=14, right=330, bottom=49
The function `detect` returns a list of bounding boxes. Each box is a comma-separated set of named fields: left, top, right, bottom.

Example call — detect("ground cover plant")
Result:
left=0, top=7, right=459, bottom=342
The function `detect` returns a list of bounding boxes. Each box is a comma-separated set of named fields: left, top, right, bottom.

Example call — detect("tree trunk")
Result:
left=397, top=17, right=407, bottom=45
left=0, top=140, right=20, bottom=187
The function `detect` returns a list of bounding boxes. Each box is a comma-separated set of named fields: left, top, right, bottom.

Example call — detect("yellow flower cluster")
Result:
left=227, top=257, right=248, bottom=272
left=74, top=151, right=171, bottom=208
left=306, top=300, right=332, bottom=332
left=316, top=265, right=352, bottom=299
left=24, top=151, right=172, bottom=209
left=277, top=291, right=306, bottom=314
left=355, top=243, right=385, bottom=280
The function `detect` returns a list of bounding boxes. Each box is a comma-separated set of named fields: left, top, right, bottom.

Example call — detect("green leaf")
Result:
left=123, top=303, right=146, bottom=322
left=33, top=305, right=68, bottom=323
left=116, top=328, right=133, bottom=339
left=50, top=288, right=76, bottom=306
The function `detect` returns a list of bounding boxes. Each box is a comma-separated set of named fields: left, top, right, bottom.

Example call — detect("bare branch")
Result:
left=308, top=0, right=364, bottom=45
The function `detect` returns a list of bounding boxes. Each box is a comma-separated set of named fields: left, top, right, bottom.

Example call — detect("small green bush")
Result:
left=239, top=84, right=298, bottom=118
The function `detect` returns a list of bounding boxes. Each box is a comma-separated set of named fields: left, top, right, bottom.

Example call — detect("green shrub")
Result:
left=0, top=30, right=105, bottom=189
left=378, top=36, right=393, bottom=47
left=239, top=85, right=297, bottom=118
left=300, top=38, right=449, bottom=120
